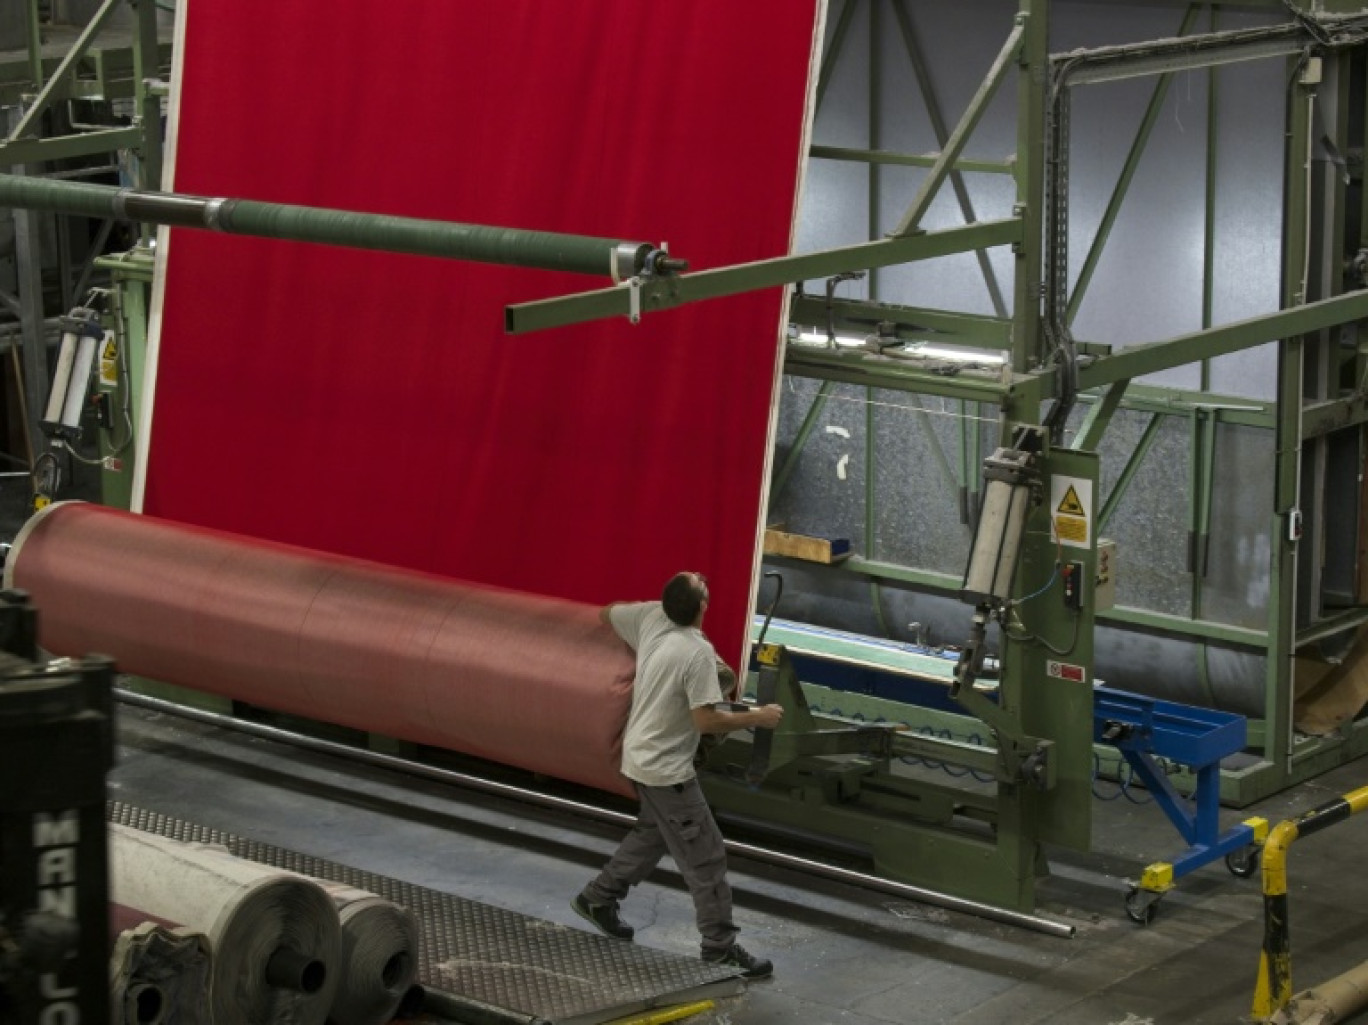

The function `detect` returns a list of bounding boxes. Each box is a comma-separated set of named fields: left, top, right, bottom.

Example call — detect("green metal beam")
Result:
left=506, top=218, right=1022, bottom=334
left=131, top=0, right=163, bottom=189
left=24, top=0, right=43, bottom=92
left=0, top=126, right=141, bottom=166
left=1065, top=5, right=1203, bottom=328
left=789, top=294, right=1012, bottom=348
left=1060, top=25, right=1311, bottom=88
left=783, top=347, right=1011, bottom=404
left=888, top=17, right=1026, bottom=238
left=768, top=380, right=835, bottom=508
left=1084, top=381, right=1274, bottom=427
left=93, top=247, right=155, bottom=284
left=1075, top=290, right=1368, bottom=390
left=816, top=556, right=962, bottom=595
left=1296, top=605, right=1368, bottom=649
left=1008, top=0, right=1050, bottom=385
left=891, top=0, right=1008, bottom=318
left=1302, top=393, right=1368, bottom=438
left=808, top=145, right=1013, bottom=175
left=7, top=0, right=124, bottom=142
left=1097, top=606, right=1268, bottom=649
left=1096, top=413, right=1161, bottom=535
left=1071, top=381, right=1129, bottom=451
left=814, top=0, right=857, bottom=112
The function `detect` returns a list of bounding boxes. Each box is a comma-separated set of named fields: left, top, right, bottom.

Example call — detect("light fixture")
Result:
left=905, top=343, right=1007, bottom=366
left=791, top=328, right=868, bottom=348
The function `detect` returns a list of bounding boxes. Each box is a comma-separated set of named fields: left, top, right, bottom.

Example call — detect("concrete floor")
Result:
left=107, top=701, right=1368, bottom=1025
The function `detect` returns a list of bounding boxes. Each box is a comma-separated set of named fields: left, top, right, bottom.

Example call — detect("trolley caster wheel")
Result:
left=1124, top=886, right=1161, bottom=925
left=1225, top=846, right=1259, bottom=878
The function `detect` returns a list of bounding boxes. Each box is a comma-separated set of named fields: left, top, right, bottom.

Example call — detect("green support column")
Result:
left=1267, top=61, right=1317, bottom=775
left=1007, top=1, right=1048, bottom=425
left=1011, top=444, right=1097, bottom=854
left=131, top=0, right=164, bottom=191
left=95, top=255, right=154, bottom=511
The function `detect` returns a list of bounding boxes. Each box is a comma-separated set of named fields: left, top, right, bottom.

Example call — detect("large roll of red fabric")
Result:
left=5, top=503, right=636, bottom=796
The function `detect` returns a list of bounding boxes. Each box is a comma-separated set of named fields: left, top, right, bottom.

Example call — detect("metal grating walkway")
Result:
left=108, top=802, right=745, bottom=1024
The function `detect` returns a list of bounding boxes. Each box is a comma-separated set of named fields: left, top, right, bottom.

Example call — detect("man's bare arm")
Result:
left=692, top=703, right=783, bottom=734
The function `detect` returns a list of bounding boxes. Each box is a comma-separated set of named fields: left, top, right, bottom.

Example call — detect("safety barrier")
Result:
left=1252, top=785, right=1368, bottom=1021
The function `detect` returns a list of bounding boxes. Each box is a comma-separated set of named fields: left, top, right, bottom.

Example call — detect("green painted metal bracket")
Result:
left=1076, top=290, right=1368, bottom=390
left=93, top=248, right=155, bottom=284
left=888, top=16, right=1026, bottom=238
left=7, top=0, right=124, bottom=142
left=954, top=680, right=1026, bottom=744
left=506, top=218, right=1021, bottom=334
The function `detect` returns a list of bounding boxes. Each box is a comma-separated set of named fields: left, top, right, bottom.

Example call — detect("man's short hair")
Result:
left=662, top=572, right=706, bottom=626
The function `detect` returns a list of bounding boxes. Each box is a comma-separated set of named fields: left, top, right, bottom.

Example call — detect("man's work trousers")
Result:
left=585, top=778, right=738, bottom=954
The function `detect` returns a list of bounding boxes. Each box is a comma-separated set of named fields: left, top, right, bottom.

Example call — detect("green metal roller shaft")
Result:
left=0, top=173, right=656, bottom=278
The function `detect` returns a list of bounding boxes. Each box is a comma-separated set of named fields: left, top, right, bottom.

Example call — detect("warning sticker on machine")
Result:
left=1047, top=660, right=1087, bottom=683
left=1056, top=485, right=1085, bottom=516
left=99, top=333, right=118, bottom=385
left=1050, top=475, right=1093, bottom=549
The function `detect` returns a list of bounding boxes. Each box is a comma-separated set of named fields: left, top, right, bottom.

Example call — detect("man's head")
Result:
left=662, top=571, right=709, bottom=626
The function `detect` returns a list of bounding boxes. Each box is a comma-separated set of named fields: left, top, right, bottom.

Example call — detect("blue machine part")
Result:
left=1094, top=687, right=1254, bottom=882
left=748, top=616, right=969, bottom=714
left=751, top=617, right=1256, bottom=887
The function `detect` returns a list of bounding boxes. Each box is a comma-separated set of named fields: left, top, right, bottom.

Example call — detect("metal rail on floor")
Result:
left=1252, top=785, right=1368, bottom=1021
left=113, top=688, right=1075, bottom=939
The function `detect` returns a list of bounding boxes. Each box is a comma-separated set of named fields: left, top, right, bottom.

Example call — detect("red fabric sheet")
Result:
left=143, top=2, right=820, bottom=671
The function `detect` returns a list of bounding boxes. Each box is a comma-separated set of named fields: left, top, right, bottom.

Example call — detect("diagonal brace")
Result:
left=8, top=0, right=125, bottom=143
left=888, top=16, right=1026, bottom=238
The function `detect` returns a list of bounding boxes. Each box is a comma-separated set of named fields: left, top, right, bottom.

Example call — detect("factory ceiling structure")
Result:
left=5, top=1, right=1368, bottom=1023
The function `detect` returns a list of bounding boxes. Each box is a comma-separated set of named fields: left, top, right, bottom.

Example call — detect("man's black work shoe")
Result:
left=571, top=894, right=634, bottom=940
left=702, top=943, right=773, bottom=979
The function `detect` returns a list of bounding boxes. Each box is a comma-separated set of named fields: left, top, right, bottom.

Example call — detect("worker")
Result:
left=572, top=571, right=784, bottom=979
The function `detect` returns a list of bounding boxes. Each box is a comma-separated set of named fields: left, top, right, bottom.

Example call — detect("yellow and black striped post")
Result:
left=1252, top=786, right=1368, bottom=1019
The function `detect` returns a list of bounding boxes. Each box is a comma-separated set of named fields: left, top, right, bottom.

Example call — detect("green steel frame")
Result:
left=0, top=0, right=170, bottom=475
left=7, top=0, right=1368, bottom=910
left=504, top=4, right=1368, bottom=809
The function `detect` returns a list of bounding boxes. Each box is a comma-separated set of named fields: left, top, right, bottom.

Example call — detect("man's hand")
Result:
left=750, top=703, right=783, bottom=730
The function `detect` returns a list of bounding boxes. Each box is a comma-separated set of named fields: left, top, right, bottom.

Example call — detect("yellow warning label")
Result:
left=99, top=337, right=118, bottom=385
left=1057, top=485, right=1086, bottom=517
left=1055, top=515, right=1087, bottom=543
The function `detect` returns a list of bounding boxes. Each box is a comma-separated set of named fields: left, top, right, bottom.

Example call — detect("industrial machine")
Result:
left=0, top=590, right=115, bottom=1025
left=4, top=0, right=1368, bottom=936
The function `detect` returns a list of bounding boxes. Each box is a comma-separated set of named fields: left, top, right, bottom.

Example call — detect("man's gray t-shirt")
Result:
left=609, top=601, right=722, bottom=787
